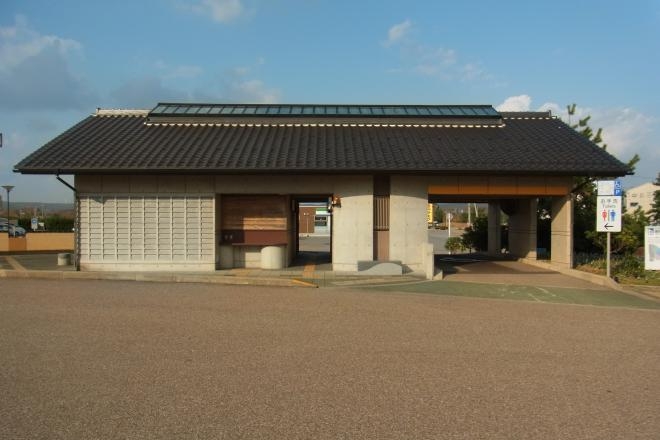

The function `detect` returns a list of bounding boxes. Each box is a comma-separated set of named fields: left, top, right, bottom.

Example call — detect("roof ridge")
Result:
left=143, top=122, right=506, bottom=128
left=95, top=109, right=149, bottom=117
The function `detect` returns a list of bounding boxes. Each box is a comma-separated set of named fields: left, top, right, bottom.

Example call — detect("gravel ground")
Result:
left=1, top=278, right=659, bottom=439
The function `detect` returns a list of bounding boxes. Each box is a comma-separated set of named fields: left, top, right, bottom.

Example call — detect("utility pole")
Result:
left=2, top=185, right=15, bottom=237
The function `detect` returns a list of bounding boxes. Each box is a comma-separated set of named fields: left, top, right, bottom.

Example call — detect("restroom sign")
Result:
left=596, top=196, right=622, bottom=232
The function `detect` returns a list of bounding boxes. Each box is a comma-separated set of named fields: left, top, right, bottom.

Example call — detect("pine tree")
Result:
left=565, top=104, right=639, bottom=252
left=649, top=172, right=660, bottom=225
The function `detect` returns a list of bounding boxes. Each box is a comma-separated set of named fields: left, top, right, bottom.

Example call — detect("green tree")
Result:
left=649, top=172, right=660, bottom=225
left=587, top=206, right=648, bottom=254
left=433, top=205, right=445, bottom=224
left=565, top=104, right=639, bottom=253
left=445, top=236, right=464, bottom=254
left=461, top=215, right=488, bottom=252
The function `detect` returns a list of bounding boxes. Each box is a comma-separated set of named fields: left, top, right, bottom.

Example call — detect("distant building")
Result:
left=625, top=182, right=657, bottom=214
left=299, top=203, right=331, bottom=236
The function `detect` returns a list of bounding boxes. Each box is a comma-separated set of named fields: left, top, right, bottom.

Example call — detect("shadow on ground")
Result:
left=362, top=279, right=660, bottom=310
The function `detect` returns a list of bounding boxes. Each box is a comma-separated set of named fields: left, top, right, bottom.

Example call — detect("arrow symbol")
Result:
left=604, top=223, right=614, bottom=229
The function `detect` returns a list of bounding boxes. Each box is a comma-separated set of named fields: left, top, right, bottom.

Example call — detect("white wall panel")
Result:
left=79, top=194, right=214, bottom=270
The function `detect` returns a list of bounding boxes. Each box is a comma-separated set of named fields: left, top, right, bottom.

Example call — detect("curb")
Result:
left=0, top=269, right=317, bottom=288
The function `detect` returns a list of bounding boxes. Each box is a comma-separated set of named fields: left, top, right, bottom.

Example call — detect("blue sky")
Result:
left=1, top=0, right=658, bottom=202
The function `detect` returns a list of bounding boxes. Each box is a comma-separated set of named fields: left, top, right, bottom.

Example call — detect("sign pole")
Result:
left=596, top=179, right=622, bottom=280
left=606, top=232, right=611, bottom=278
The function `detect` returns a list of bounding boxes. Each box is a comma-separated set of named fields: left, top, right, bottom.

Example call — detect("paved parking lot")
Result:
left=1, top=278, right=659, bottom=439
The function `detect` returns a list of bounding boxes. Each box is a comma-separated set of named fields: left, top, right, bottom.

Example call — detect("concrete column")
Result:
left=389, top=176, right=428, bottom=273
left=331, top=176, right=373, bottom=271
left=551, top=195, right=574, bottom=268
left=508, top=198, right=538, bottom=260
left=487, top=202, right=502, bottom=255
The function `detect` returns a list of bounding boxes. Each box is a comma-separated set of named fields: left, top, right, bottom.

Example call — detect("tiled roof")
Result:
left=14, top=107, right=630, bottom=176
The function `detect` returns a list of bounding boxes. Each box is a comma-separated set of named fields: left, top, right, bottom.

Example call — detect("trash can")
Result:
left=260, top=245, right=285, bottom=269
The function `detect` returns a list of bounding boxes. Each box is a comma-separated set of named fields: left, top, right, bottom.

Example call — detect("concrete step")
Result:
left=357, top=260, right=403, bottom=276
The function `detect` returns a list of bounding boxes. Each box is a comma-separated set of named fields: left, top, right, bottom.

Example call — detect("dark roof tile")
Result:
left=14, top=111, right=630, bottom=176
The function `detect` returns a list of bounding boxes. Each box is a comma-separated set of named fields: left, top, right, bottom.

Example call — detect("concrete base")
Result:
left=57, top=253, right=72, bottom=266
left=357, top=261, right=403, bottom=276
left=219, top=245, right=233, bottom=269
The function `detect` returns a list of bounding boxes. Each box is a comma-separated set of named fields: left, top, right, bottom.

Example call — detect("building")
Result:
left=298, top=203, right=331, bottom=236
left=14, top=103, right=630, bottom=277
left=625, top=182, right=657, bottom=214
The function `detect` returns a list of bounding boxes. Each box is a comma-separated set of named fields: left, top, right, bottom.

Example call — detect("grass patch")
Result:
left=575, top=253, right=660, bottom=286
left=364, top=280, right=660, bottom=309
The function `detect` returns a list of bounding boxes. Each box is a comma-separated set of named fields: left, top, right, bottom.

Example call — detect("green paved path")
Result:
left=365, top=280, right=660, bottom=309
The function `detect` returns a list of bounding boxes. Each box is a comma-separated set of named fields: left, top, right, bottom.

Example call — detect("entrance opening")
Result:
left=292, top=196, right=332, bottom=268
left=428, top=202, right=489, bottom=256
left=428, top=197, right=519, bottom=277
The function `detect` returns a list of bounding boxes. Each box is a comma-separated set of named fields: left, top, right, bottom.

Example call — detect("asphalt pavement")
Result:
left=1, top=278, right=659, bottom=439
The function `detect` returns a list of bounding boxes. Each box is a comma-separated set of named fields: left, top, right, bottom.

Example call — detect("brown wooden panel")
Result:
left=458, top=176, right=489, bottom=194
left=222, top=195, right=288, bottom=230
left=545, top=177, right=572, bottom=195
left=430, top=176, right=570, bottom=196
left=517, top=177, right=547, bottom=195
left=374, top=230, right=389, bottom=261
left=428, top=176, right=459, bottom=195
left=220, top=229, right=288, bottom=245
left=488, top=177, right=518, bottom=195
left=373, top=196, right=390, bottom=231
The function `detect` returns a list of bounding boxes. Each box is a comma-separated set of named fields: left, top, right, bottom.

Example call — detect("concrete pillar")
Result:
left=331, top=176, right=373, bottom=271
left=487, top=202, right=502, bottom=255
left=389, top=176, right=428, bottom=273
left=508, top=198, right=538, bottom=260
left=551, top=195, right=574, bottom=268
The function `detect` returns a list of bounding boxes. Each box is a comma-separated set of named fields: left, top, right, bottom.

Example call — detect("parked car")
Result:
left=11, top=225, right=26, bottom=237
left=0, top=223, right=26, bottom=236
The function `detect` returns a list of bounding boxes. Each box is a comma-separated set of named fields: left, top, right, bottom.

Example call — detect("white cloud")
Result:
left=230, top=57, right=267, bottom=77
left=591, top=108, right=655, bottom=157
left=0, top=16, right=94, bottom=110
left=111, top=56, right=280, bottom=106
left=385, top=19, right=412, bottom=46
left=537, top=101, right=563, bottom=115
left=169, top=65, right=203, bottom=79
left=0, top=16, right=81, bottom=72
left=0, top=126, right=78, bottom=203
left=110, top=77, right=188, bottom=108
left=496, top=95, right=532, bottom=111
left=227, top=79, right=280, bottom=103
left=384, top=23, right=490, bottom=82
left=154, top=61, right=203, bottom=79
left=412, top=47, right=456, bottom=77
left=460, top=63, right=490, bottom=82
left=189, top=0, right=245, bottom=23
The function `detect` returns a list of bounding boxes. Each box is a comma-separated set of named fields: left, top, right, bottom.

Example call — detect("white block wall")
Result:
left=78, top=194, right=215, bottom=271
left=75, top=174, right=374, bottom=272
